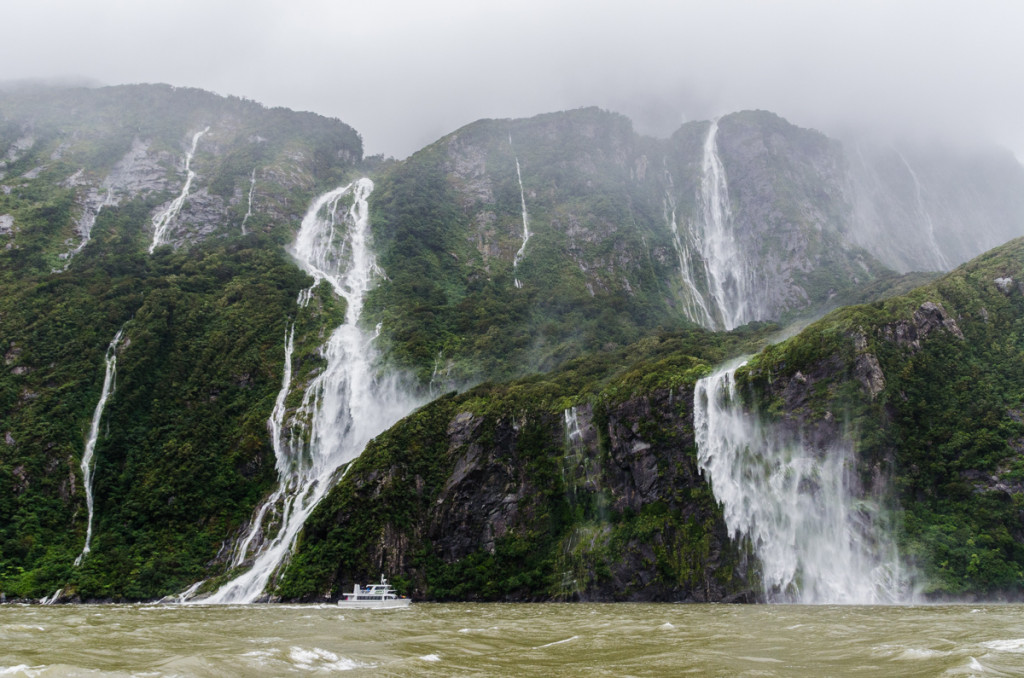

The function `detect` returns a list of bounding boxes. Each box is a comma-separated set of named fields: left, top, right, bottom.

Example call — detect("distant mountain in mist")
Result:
left=364, top=106, right=1024, bottom=385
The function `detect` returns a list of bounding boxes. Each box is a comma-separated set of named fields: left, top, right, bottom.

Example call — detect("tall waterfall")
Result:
left=149, top=127, right=209, bottom=253
left=205, top=178, right=418, bottom=603
left=75, top=326, right=125, bottom=566
left=509, top=135, right=530, bottom=289
left=693, top=360, right=907, bottom=603
left=241, top=167, right=257, bottom=235
left=690, top=120, right=755, bottom=331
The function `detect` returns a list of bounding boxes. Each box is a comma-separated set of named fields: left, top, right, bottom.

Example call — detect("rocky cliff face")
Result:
left=279, top=358, right=758, bottom=602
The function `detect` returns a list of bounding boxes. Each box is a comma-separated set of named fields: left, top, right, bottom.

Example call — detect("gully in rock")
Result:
left=149, top=127, right=209, bottom=253
left=664, top=176, right=715, bottom=328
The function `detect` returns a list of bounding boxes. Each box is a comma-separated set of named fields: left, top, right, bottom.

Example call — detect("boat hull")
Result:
left=336, top=598, right=412, bottom=609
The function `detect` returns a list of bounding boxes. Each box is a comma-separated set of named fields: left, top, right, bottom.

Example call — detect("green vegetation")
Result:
left=738, top=238, right=1024, bottom=596
left=278, top=325, right=774, bottom=601
left=0, top=84, right=360, bottom=600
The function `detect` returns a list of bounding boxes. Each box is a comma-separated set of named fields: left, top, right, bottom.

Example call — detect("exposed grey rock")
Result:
left=995, top=277, right=1017, bottom=295
left=855, top=352, right=886, bottom=399
left=881, top=301, right=964, bottom=349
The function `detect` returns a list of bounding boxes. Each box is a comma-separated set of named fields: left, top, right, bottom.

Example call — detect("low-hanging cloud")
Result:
left=2, top=0, right=1022, bottom=158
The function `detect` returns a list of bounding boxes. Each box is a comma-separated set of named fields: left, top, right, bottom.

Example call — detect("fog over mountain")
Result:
left=3, top=0, right=1023, bottom=159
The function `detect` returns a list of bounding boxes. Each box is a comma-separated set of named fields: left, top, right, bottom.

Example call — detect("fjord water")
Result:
left=4, top=603, right=1024, bottom=676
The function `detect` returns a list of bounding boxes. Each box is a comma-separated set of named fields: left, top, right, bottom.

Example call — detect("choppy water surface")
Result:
left=3, top=603, right=1024, bottom=676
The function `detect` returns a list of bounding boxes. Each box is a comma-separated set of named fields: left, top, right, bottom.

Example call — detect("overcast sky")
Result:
left=3, top=0, right=1022, bottom=159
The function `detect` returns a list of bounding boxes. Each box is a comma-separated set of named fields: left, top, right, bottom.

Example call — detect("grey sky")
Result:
left=3, top=0, right=1022, bottom=159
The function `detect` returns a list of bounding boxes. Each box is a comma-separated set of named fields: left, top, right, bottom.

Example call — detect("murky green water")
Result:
left=3, top=603, right=1024, bottom=676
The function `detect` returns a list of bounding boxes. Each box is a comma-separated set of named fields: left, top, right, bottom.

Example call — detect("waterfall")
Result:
left=692, top=120, right=755, bottom=331
left=57, top=186, right=115, bottom=270
left=693, top=360, right=907, bottom=603
left=896, top=152, right=950, bottom=271
left=149, top=127, right=209, bottom=253
left=509, top=135, right=530, bottom=289
left=75, top=326, right=125, bottom=567
left=204, top=178, right=418, bottom=603
left=40, top=588, right=64, bottom=605
left=241, top=167, right=257, bottom=235
left=663, top=176, right=715, bottom=327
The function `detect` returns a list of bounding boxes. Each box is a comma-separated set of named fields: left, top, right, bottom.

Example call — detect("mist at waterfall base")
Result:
left=201, top=179, right=420, bottom=603
left=694, top=360, right=909, bottom=604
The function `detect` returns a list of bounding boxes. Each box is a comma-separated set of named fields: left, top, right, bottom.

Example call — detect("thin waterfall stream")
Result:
left=203, top=178, right=419, bottom=603
left=149, top=127, right=209, bottom=253
left=509, top=135, right=530, bottom=289
left=75, top=326, right=125, bottom=567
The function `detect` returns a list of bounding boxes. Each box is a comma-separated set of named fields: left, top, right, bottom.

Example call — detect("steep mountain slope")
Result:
left=0, top=84, right=362, bottom=599
left=364, top=108, right=1024, bottom=388
left=846, top=141, right=1024, bottom=273
left=736, top=237, right=1024, bottom=595
left=0, top=83, right=361, bottom=270
left=282, top=239, right=1024, bottom=601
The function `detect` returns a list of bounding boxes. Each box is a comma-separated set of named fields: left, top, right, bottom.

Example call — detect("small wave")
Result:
left=534, top=636, right=578, bottom=649
left=968, top=656, right=985, bottom=671
left=658, top=622, right=675, bottom=630
left=737, top=656, right=784, bottom=664
left=288, top=646, right=370, bottom=671
left=895, top=648, right=949, bottom=660
left=981, top=638, right=1024, bottom=653
left=241, top=649, right=276, bottom=664
left=420, top=654, right=442, bottom=662
left=0, top=666, right=42, bottom=677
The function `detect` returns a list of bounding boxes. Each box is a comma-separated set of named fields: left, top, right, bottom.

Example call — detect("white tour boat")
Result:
left=337, top=575, right=411, bottom=609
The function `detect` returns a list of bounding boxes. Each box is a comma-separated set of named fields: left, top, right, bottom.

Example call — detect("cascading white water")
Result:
left=241, top=167, right=257, bottom=235
left=75, top=326, right=124, bottom=567
left=663, top=177, right=716, bottom=327
left=40, top=588, right=64, bottom=605
left=58, top=186, right=115, bottom=270
left=149, top=127, right=209, bottom=253
left=896, top=152, right=950, bottom=271
left=693, top=360, right=907, bottom=603
left=204, top=178, right=418, bottom=603
left=692, top=120, right=756, bottom=331
left=509, top=135, right=530, bottom=289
